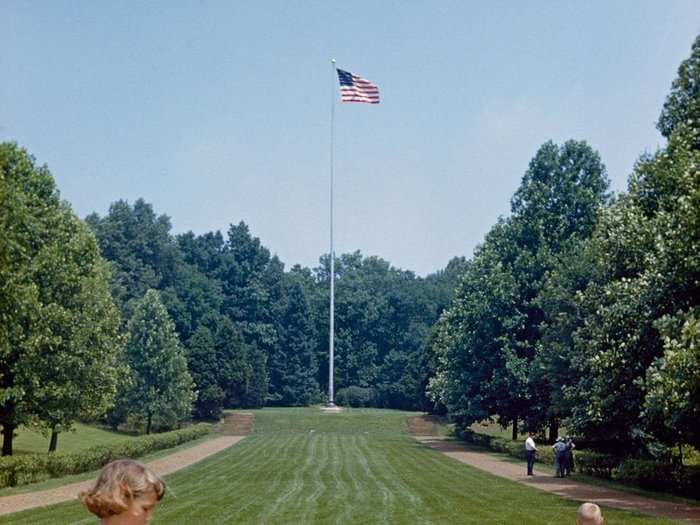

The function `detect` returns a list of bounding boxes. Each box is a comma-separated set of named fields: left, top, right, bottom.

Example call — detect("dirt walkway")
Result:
left=408, top=418, right=700, bottom=523
left=0, top=413, right=254, bottom=517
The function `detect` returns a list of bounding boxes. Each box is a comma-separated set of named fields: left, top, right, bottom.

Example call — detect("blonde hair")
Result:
left=577, top=502, right=603, bottom=525
left=80, top=459, right=166, bottom=518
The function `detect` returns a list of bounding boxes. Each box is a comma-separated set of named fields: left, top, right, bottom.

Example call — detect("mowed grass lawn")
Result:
left=3, top=408, right=676, bottom=524
left=13, top=423, right=135, bottom=455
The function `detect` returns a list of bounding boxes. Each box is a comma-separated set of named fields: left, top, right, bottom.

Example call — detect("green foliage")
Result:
left=20, top=216, right=126, bottom=447
left=429, top=141, right=610, bottom=435
left=0, top=143, right=123, bottom=455
left=243, top=344, right=268, bottom=408
left=210, top=316, right=252, bottom=407
left=122, top=290, right=195, bottom=433
left=85, top=200, right=183, bottom=319
left=574, top=452, right=620, bottom=479
left=186, top=327, right=224, bottom=419
left=87, top=193, right=457, bottom=413
left=177, top=223, right=278, bottom=407
left=459, top=428, right=624, bottom=483
left=186, top=316, right=265, bottom=415
left=563, top=125, right=700, bottom=446
left=503, top=140, right=609, bottom=432
left=335, top=386, right=377, bottom=407
left=88, top=201, right=226, bottom=344
left=612, top=459, right=700, bottom=498
left=643, top=309, right=700, bottom=449
left=458, top=428, right=554, bottom=465
left=313, top=251, right=453, bottom=410
left=430, top=35, right=700, bottom=460
left=0, top=424, right=210, bottom=488
left=376, top=349, right=422, bottom=410
left=657, top=34, right=700, bottom=142
left=510, top=140, right=610, bottom=248
left=269, top=280, right=319, bottom=405
left=428, top=226, right=522, bottom=428
left=221, top=223, right=282, bottom=342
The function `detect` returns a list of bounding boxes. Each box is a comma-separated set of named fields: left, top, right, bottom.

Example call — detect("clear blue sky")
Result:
left=2, top=1, right=698, bottom=276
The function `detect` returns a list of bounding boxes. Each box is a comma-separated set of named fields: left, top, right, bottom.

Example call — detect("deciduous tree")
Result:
left=0, top=143, right=123, bottom=454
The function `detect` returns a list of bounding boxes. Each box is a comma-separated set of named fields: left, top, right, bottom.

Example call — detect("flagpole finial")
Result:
left=331, top=58, right=336, bottom=64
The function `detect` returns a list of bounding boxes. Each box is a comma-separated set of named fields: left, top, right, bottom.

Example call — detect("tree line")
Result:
left=428, top=35, right=700, bottom=458
left=85, top=207, right=465, bottom=421
left=0, top=145, right=464, bottom=454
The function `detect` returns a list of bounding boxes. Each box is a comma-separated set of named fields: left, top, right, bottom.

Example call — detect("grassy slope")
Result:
left=3, top=408, right=676, bottom=524
left=13, top=423, right=135, bottom=455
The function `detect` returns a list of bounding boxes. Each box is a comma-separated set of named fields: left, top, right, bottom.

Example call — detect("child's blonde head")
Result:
left=577, top=502, right=604, bottom=525
left=80, top=459, right=166, bottom=518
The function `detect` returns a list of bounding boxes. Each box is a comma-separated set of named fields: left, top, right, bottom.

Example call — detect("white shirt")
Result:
left=525, top=436, right=537, bottom=451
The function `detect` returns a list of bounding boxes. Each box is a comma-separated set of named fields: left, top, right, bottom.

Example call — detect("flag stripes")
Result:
left=336, top=68, right=380, bottom=104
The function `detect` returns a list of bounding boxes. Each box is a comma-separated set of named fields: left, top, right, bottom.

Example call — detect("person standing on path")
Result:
left=564, top=436, right=576, bottom=476
left=525, top=431, right=537, bottom=475
left=553, top=437, right=568, bottom=478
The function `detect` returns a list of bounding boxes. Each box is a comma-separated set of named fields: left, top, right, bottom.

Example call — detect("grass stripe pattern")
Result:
left=2, top=408, right=677, bottom=524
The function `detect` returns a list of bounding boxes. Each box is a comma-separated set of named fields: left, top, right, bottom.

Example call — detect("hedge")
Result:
left=457, top=429, right=563, bottom=466
left=0, top=423, right=212, bottom=489
left=335, top=386, right=377, bottom=407
left=575, top=451, right=619, bottom=479
left=457, top=428, right=700, bottom=499
left=613, top=459, right=700, bottom=498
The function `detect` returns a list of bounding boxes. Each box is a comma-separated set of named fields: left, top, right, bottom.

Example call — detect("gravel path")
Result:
left=0, top=413, right=254, bottom=517
left=412, top=431, right=700, bottom=523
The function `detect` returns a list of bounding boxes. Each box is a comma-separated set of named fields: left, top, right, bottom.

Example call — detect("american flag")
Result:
left=336, top=68, right=380, bottom=104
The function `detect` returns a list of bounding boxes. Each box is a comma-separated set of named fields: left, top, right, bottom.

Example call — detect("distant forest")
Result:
left=85, top=201, right=468, bottom=415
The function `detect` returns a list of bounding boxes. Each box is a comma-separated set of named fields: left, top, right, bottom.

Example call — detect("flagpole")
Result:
left=328, top=58, right=336, bottom=407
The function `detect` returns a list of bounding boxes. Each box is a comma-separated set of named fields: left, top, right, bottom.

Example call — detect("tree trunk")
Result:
left=2, top=424, right=15, bottom=456
left=146, top=412, right=152, bottom=435
left=548, top=418, right=559, bottom=444
left=48, top=429, right=59, bottom=453
left=511, top=418, right=518, bottom=441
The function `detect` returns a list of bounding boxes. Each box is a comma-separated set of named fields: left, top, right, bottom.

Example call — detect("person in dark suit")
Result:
left=564, top=436, right=576, bottom=476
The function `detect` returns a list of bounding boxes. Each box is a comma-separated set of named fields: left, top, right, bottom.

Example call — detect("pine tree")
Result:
left=271, top=282, right=318, bottom=405
left=243, top=344, right=268, bottom=408
left=186, top=326, right=224, bottom=420
left=210, top=316, right=251, bottom=408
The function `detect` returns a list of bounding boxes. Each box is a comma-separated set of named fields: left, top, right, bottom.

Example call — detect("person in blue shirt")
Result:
left=552, top=437, right=568, bottom=478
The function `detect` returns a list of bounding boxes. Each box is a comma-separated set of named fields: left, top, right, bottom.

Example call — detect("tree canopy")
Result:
left=123, top=289, right=195, bottom=434
left=0, top=143, right=123, bottom=454
left=429, top=34, right=700, bottom=459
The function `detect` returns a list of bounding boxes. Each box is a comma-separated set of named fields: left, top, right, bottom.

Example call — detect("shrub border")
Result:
left=457, top=428, right=699, bottom=499
left=0, top=423, right=212, bottom=488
